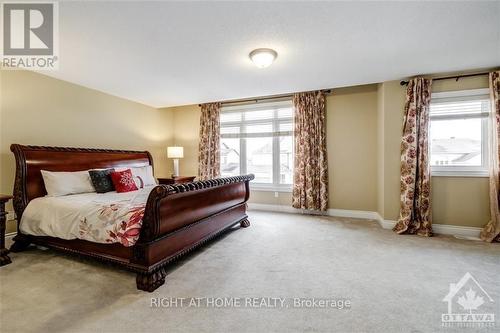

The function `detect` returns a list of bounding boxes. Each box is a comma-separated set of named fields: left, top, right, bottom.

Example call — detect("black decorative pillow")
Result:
left=89, top=169, right=115, bottom=193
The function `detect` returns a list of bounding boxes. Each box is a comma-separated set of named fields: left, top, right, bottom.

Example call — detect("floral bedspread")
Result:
left=78, top=202, right=145, bottom=246
left=20, top=187, right=154, bottom=247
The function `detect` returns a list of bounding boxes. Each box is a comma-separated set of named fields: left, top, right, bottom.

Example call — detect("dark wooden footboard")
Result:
left=9, top=144, right=254, bottom=292
left=133, top=175, right=254, bottom=291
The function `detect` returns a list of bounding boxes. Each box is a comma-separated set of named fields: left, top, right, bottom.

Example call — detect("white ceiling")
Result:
left=42, top=1, right=500, bottom=107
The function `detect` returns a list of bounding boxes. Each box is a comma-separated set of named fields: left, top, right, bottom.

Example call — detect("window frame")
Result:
left=220, top=100, right=294, bottom=191
left=429, top=88, right=490, bottom=178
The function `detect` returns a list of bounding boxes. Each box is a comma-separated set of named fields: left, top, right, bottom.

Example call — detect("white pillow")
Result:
left=116, top=166, right=157, bottom=188
left=41, top=170, right=96, bottom=197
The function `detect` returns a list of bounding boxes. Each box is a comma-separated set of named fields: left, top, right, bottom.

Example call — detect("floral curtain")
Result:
left=480, top=71, right=500, bottom=242
left=198, top=102, right=221, bottom=180
left=393, top=78, right=433, bottom=236
left=292, top=91, right=328, bottom=211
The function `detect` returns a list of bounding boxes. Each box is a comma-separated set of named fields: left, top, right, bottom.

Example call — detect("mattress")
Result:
left=20, top=186, right=155, bottom=247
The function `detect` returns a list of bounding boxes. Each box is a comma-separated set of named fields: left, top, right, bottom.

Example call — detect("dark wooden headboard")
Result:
left=10, top=144, right=153, bottom=220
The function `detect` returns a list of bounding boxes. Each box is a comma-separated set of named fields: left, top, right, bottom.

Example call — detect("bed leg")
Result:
left=0, top=249, right=11, bottom=266
left=9, top=235, right=31, bottom=253
left=240, top=218, right=250, bottom=228
left=136, top=267, right=166, bottom=292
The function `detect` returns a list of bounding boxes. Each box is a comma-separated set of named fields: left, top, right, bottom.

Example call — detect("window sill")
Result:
left=431, top=170, right=489, bottom=178
left=250, top=186, right=292, bottom=193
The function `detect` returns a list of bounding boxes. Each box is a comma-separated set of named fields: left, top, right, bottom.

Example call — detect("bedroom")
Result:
left=0, top=1, right=499, bottom=332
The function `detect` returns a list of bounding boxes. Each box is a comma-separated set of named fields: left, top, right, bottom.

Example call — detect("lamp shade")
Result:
left=167, top=146, right=184, bottom=158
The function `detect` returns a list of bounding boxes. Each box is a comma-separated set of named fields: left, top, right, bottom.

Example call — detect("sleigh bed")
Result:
left=10, top=144, right=254, bottom=291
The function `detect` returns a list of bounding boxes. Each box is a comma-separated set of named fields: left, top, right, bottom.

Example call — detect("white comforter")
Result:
left=20, top=186, right=155, bottom=247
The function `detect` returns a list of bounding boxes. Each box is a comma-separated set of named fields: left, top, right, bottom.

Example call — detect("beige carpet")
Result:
left=1, top=211, right=499, bottom=333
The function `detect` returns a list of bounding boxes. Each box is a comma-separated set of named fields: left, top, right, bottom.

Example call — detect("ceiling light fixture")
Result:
left=249, top=48, right=278, bottom=68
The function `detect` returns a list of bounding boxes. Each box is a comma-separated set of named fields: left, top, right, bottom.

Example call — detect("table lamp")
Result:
left=167, top=146, right=184, bottom=177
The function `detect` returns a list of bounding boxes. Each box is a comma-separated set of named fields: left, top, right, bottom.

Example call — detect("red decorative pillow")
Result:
left=110, top=169, right=138, bottom=193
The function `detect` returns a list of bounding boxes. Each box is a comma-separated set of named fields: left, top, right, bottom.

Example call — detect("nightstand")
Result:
left=0, top=194, right=13, bottom=266
left=158, top=176, right=196, bottom=185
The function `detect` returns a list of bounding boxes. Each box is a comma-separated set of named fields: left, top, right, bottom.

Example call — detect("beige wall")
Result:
left=167, top=104, right=201, bottom=177
left=1, top=70, right=174, bottom=231
left=377, top=76, right=490, bottom=228
left=377, top=81, right=406, bottom=221
left=432, top=177, right=489, bottom=227
left=376, top=83, right=385, bottom=217
left=327, top=85, right=378, bottom=211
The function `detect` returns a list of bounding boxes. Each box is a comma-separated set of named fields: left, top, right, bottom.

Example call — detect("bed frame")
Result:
left=10, top=144, right=254, bottom=291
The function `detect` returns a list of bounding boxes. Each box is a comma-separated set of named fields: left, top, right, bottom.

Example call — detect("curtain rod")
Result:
left=197, top=89, right=332, bottom=107
left=399, top=72, right=490, bottom=86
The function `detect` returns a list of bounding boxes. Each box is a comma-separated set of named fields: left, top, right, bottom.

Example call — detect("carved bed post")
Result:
left=10, top=144, right=32, bottom=252
left=138, top=185, right=173, bottom=243
left=136, top=268, right=167, bottom=292
left=241, top=178, right=251, bottom=227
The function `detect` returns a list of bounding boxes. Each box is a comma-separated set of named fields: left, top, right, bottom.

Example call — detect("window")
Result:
left=220, top=100, right=294, bottom=191
left=429, top=89, right=490, bottom=177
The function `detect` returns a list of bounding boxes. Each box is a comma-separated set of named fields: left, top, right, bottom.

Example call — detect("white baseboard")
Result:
left=247, top=203, right=378, bottom=220
left=247, top=203, right=303, bottom=214
left=373, top=213, right=481, bottom=239
left=432, top=224, right=481, bottom=239
left=377, top=218, right=397, bottom=230
left=327, top=209, right=379, bottom=220
left=5, top=232, right=16, bottom=240
left=248, top=203, right=482, bottom=239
